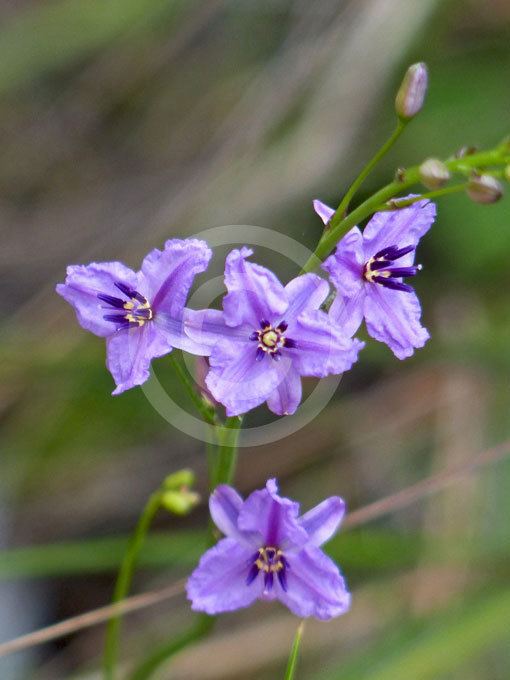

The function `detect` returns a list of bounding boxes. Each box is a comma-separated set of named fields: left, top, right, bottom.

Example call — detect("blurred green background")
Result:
left=1, top=0, right=510, bottom=678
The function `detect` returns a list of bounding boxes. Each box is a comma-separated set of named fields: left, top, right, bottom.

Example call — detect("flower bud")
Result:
left=504, top=165, right=510, bottom=182
left=163, top=468, right=195, bottom=490
left=161, top=488, right=200, bottom=516
left=419, top=158, right=450, bottom=189
left=466, top=174, right=503, bottom=204
left=395, top=62, right=428, bottom=121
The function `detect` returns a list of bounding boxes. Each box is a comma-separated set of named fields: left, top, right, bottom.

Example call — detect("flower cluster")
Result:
left=57, top=199, right=435, bottom=620
left=56, top=199, right=434, bottom=407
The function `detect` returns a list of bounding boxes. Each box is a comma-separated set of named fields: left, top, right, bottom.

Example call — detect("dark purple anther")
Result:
left=97, top=293, right=126, bottom=309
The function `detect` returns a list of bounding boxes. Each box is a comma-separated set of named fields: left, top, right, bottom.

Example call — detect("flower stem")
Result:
left=302, top=145, right=509, bottom=273
left=373, top=182, right=468, bottom=211
left=102, top=490, right=163, bottom=680
left=283, top=621, right=305, bottom=680
left=213, top=416, right=243, bottom=487
left=335, top=119, right=406, bottom=218
left=168, top=352, right=218, bottom=426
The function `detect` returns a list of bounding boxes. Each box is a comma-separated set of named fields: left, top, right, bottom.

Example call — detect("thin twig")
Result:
left=0, top=579, right=186, bottom=658
left=1, top=438, right=509, bottom=659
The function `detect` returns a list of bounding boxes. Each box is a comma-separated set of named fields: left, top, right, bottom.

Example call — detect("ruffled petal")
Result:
left=299, top=496, right=345, bottom=547
left=287, top=310, right=364, bottom=377
left=205, top=339, right=280, bottom=416
left=209, top=485, right=244, bottom=539
left=140, top=238, right=212, bottom=317
left=238, top=479, right=308, bottom=550
left=106, top=324, right=172, bottom=395
left=284, top=273, right=329, bottom=319
left=183, top=308, right=251, bottom=354
left=362, top=198, right=436, bottom=259
left=322, top=226, right=365, bottom=298
left=364, top=285, right=429, bottom=359
left=222, top=247, right=288, bottom=328
left=266, top=359, right=302, bottom=416
left=328, top=287, right=365, bottom=338
left=277, top=546, right=351, bottom=620
left=313, top=199, right=335, bottom=225
left=186, top=538, right=262, bottom=615
left=56, top=261, right=139, bottom=337
left=153, top=313, right=211, bottom=356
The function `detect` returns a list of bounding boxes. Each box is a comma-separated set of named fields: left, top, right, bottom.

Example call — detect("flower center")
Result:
left=98, top=282, right=154, bottom=329
left=362, top=244, right=422, bottom=293
left=246, top=545, right=288, bottom=591
left=249, top=319, right=297, bottom=361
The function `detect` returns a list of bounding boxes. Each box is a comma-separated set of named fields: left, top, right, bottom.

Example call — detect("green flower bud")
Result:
left=504, top=165, right=510, bottom=182
left=466, top=174, right=503, bottom=204
left=395, top=62, right=428, bottom=121
left=161, top=489, right=200, bottom=516
left=419, top=158, right=450, bottom=189
left=163, top=468, right=195, bottom=491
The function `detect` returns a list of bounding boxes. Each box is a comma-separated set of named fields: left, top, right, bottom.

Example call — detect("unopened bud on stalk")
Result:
left=419, top=158, right=450, bottom=189
left=466, top=174, right=503, bottom=204
left=161, top=488, right=200, bottom=516
left=163, top=468, right=195, bottom=490
left=395, top=62, right=428, bottom=121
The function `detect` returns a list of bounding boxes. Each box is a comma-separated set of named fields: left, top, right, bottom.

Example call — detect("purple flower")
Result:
left=184, top=248, right=363, bottom=416
left=56, top=239, right=212, bottom=394
left=316, top=198, right=436, bottom=359
left=186, top=479, right=350, bottom=620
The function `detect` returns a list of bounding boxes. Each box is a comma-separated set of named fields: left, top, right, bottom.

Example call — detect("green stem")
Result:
left=103, top=491, right=162, bottom=680
left=374, top=182, right=468, bottom=211
left=168, top=353, right=217, bottom=426
left=128, top=614, right=214, bottom=680
left=302, top=146, right=509, bottom=273
left=284, top=621, right=305, bottom=680
left=335, top=119, right=406, bottom=218
left=213, top=416, right=243, bottom=486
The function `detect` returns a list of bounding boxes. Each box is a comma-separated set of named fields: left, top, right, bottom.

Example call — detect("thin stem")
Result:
left=301, top=146, right=509, bottom=273
left=335, top=120, right=406, bottom=218
left=129, top=614, right=214, bottom=680
left=284, top=621, right=305, bottom=680
left=103, top=491, right=162, bottom=680
left=168, top=352, right=218, bottom=426
left=374, top=183, right=468, bottom=211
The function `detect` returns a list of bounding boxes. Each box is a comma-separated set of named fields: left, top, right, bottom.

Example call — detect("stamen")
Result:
left=277, top=569, right=288, bottom=592
left=373, top=276, right=413, bottom=292
left=385, top=266, right=421, bottom=278
left=256, top=347, right=266, bottom=361
left=260, top=319, right=270, bottom=329
left=264, top=572, right=274, bottom=590
left=276, top=321, right=288, bottom=333
left=97, top=293, right=126, bottom=309
left=284, top=338, right=297, bottom=349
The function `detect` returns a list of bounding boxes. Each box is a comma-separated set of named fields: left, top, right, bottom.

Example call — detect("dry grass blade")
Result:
left=0, top=437, right=509, bottom=659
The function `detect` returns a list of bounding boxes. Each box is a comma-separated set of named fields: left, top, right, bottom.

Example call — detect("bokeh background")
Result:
left=1, top=0, right=510, bottom=678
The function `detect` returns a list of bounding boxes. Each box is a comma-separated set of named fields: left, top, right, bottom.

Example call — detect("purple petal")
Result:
left=313, top=199, right=335, bottom=225
left=284, top=273, right=329, bottom=319
left=299, top=497, right=345, bottom=547
left=362, top=198, right=436, bottom=260
left=266, top=359, right=302, bottom=416
left=183, top=308, right=251, bottom=354
left=56, top=262, right=139, bottom=337
left=106, top=324, right=173, bottom=395
left=237, top=479, right=308, bottom=550
left=222, top=247, right=288, bottom=328
left=328, top=287, right=365, bottom=338
left=206, top=339, right=280, bottom=416
left=209, top=485, right=244, bottom=539
left=277, top=546, right=351, bottom=620
left=364, top=285, right=429, bottom=359
left=140, top=239, right=212, bottom=317
left=322, top=226, right=365, bottom=298
left=288, top=310, right=364, bottom=377
left=186, top=538, right=262, bottom=615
